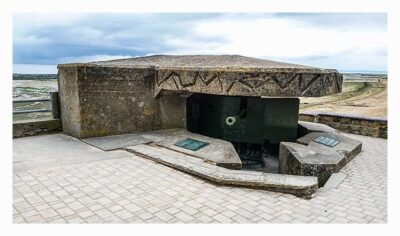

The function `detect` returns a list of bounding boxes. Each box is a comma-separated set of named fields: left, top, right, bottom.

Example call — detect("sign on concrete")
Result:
left=174, top=138, right=209, bottom=151
left=313, top=136, right=340, bottom=147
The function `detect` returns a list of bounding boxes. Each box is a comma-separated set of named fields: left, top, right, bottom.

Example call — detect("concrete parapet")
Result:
left=13, top=119, right=62, bottom=138
left=299, top=112, right=387, bottom=138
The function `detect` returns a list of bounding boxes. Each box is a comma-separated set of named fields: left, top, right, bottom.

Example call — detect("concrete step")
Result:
left=126, top=144, right=318, bottom=199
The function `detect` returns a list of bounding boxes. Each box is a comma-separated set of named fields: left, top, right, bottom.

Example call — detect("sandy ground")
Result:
left=300, top=81, right=387, bottom=118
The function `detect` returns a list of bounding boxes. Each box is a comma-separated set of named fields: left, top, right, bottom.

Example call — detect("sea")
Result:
left=12, top=74, right=58, bottom=121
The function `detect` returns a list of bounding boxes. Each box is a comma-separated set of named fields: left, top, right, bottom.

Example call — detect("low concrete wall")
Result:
left=299, top=112, right=387, bottom=138
left=13, top=119, right=62, bottom=138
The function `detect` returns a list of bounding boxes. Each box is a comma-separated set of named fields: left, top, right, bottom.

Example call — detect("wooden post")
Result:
left=50, top=92, right=61, bottom=119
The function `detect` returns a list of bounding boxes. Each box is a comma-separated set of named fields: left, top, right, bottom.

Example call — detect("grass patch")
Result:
left=300, top=82, right=385, bottom=109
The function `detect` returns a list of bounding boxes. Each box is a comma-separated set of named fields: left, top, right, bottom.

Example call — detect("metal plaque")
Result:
left=313, top=136, right=340, bottom=147
left=174, top=138, right=209, bottom=151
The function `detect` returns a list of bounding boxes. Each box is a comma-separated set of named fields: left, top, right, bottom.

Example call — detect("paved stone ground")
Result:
left=13, top=133, right=387, bottom=223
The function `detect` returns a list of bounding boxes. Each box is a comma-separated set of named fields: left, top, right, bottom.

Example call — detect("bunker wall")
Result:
left=58, top=65, right=188, bottom=138
left=58, top=67, right=81, bottom=137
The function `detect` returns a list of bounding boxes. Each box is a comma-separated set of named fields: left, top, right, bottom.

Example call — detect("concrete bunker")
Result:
left=58, top=55, right=361, bottom=196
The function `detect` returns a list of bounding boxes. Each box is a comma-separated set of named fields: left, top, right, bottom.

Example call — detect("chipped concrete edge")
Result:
left=126, top=144, right=318, bottom=199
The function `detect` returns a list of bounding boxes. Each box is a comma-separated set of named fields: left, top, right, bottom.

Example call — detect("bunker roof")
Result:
left=60, top=55, right=336, bottom=73
left=58, top=55, right=343, bottom=97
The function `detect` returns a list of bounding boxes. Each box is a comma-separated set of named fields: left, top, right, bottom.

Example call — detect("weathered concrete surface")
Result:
left=279, top=132, right=362, bottom=186
left=157, top=91, right=187, bottom=130
left=127, top=144, right=318, bottom=198
left=138, top=128, right=182, bottom=142
left=58, top=66, right=158, bottom=138
left=58, top=67, right=80, bottom=137
left=58, top=55, right=342, bottom=138
left=82, top=133, right=151, bottom=151
left=60, top=55, right=343, bottom=98
left=80, top=128, right=241, bottom=169
left=298, top=120, right=340, bottom=137
left=280, top=142, right=345, bottom=186
left=13, top=119, right=62, bottom=138
left=154, top=129, right=242, bottom=170
left=13, top=134, right=129, bottom=174
left=297, top=131, right=362, bottom=163
left=299, top=112, right=387, bottom=138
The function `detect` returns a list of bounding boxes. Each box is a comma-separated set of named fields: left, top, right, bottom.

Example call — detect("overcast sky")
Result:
left=13, top=13, right=387, bottom=74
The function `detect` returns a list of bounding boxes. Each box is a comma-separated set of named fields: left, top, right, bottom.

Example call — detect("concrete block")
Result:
left=279, top=131, right=362, bottom=186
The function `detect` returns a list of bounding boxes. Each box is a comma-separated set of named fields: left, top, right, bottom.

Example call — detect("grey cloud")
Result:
left=13, top=13, right=387, bottom=71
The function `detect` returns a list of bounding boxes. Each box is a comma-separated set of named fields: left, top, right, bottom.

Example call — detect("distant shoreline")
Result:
left=12, top=72, right=387, bottom=80
left=13, top=74, right=57, bottom=80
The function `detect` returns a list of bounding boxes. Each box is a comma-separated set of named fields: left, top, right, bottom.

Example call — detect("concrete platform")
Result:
left=82, top=133, right=151, bottom=151
left=154, top=129, right=242, bottom=170
left=81, top=129, right=242, bottom=170
left=81, top=128, right=190, bottom=151
left=13, top=133, right=387, bottom=223
left=297, top=131, right=362, bottom=163
left=280, top=131, right=362, bottom=185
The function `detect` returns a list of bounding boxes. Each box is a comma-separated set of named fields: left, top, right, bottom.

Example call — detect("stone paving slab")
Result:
left=13, top=134, right=129, bottom=174
left=13, top=133, right=387, bottom=223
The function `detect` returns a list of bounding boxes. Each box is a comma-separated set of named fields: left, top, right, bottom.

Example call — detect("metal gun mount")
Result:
left=226, top=109, right=247, bottom=126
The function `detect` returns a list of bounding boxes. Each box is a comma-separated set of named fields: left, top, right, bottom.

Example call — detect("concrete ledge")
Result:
left=126, top=144, right=318, bottom=199
left=13, top=119, right=62, bottom=138
left=81, top=129, right=242, bottom=169
left=298, top=121, right=340, bottom=136
left=299, top=112, right=387, bottom=138
left=154, top=129, right=242, bottom=170
left=280, top=131, right=362, bottom=186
